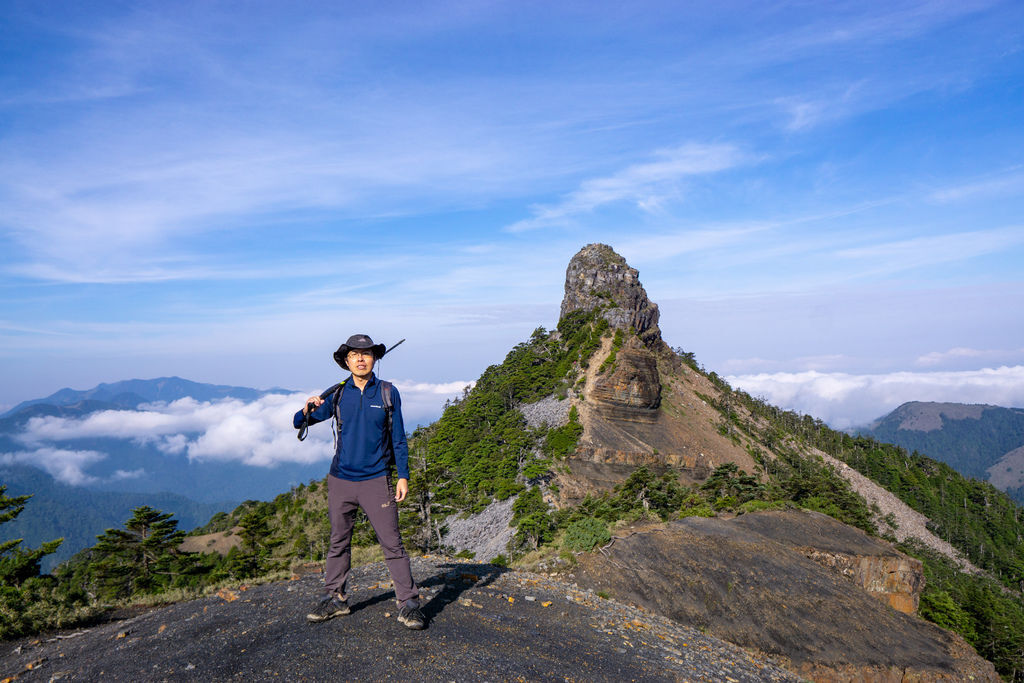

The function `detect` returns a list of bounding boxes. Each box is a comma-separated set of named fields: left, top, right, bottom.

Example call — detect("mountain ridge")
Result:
left=5, top=243, right=1023, bottom=680
left=859, top=400, right=1024, bottom=502
left=417, top=244, right=1024, bottom=679
left=2, top=376, right=290, bottom=418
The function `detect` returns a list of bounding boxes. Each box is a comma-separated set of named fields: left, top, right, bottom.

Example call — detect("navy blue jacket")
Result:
left=293, top=374, right=410, bottom=481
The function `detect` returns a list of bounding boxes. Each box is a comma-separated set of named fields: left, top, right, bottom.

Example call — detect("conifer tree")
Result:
left=92, top=506, right=184, bottom=598
left=0, top=485, right=62, bottom=586
left=0, top=485, right=81, bottom=640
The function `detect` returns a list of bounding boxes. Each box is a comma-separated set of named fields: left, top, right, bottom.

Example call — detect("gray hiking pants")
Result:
left=324, top=473, right=419, bottom=603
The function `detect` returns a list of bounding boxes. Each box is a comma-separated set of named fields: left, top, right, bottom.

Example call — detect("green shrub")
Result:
left=415, top=310, right=606, bottom=519
left=798, top=495, right=846, bottom=519
left=522, top=459, right=553, bottom=480
left=597, top=328, right=625, bottom=374
left=511, top=487, right=555, bottom=551
left=712, top=495, right=738, bottom=511
left=679, top=493, right=715, bottom=518
left=679, top=505, right=715, bottom=519
left=738, top=500, right=788, bottom=514
left=562, top=517, right=612, bottom=552
left=544, top=420, right=583, bottom=459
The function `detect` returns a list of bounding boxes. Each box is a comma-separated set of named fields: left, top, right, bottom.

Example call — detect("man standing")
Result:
left=294, top=334, right=424, bottom=630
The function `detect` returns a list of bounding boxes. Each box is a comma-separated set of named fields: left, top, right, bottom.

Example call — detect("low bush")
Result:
left=562, top=517, right=612, bottom=552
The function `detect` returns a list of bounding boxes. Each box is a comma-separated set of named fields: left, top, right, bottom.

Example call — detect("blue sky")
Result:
left=2, top=0, right=1024, bottom=429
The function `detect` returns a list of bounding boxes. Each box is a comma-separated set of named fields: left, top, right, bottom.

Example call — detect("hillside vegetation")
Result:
left=0, top=465, right=229, bottom=571
left=6, top=318, right=1024, bottom=679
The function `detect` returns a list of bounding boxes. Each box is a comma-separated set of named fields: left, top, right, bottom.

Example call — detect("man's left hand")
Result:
left=395, top=478, right=408, bottom=502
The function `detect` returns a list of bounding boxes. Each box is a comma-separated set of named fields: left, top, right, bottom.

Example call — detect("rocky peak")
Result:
left=560, top=243, right=664, bottom=349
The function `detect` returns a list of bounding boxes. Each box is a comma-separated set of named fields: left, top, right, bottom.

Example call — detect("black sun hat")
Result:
left=333, top=334, right=387, bottom=370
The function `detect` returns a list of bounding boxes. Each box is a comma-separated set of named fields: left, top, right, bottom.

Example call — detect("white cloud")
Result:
left=505, top=143, right=745, bottom=232
left=728, top=365, right=1024, bottom=430
left=914, top=346, right=1024, bottom=368
left=19, top=397, right=222, bottom=443
left=12, top=381, right=471, bottom=477
left=186, top=405, right=329, bottom=467
left=835, top=225, right=1024, bottom=274
left=618, top=223, right=770, bottom=263
left=156, top=434, right=188, bottom=455
left=395, top=380, right=476, bottom=427
left=778, top=98, right=827, bottom=131
left=0, top=447, right=106, bottom=486
left=929, top=169, right=1024, bottom=203
left=773, top=81, right=865, bottom=131
left=111, top=468, right=145, bottom=480
left=717, top=354, right=854, bottom=375
left=915, top=347, right=987, bottom=366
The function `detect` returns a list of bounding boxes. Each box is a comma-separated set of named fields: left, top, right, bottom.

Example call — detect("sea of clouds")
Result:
left=728, top=365, right=1024, bottom=430
left=1, top=381, right=472, bottom=487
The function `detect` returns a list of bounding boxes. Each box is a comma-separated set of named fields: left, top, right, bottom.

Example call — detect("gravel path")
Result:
left=2, top=557, right=802, bottom=682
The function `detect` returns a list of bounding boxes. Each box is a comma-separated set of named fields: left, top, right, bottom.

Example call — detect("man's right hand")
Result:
left=303, top=396, right=324, bottom=415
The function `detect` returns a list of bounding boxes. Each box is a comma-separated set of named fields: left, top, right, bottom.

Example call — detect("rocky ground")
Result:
left=572, top=511, right=999, bottom=682
left=1, top=556, right=802, bottom=682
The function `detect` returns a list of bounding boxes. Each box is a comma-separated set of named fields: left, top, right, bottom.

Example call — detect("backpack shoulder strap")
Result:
left=331, top=380, right=348, bottom=422
left=380, top=381, right=395, bottom=464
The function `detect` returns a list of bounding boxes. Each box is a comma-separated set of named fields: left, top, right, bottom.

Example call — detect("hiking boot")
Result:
left=397, top=604, right=426, bottom=630
left=306, top=595, right=350, bottom=622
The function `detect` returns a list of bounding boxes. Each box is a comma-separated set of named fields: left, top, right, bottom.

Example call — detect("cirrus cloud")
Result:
left=505, top=143, right=747, bottom=232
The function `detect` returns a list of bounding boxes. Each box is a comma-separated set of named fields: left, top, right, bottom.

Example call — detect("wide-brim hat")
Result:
left=333, top=334, right=387, bottom=370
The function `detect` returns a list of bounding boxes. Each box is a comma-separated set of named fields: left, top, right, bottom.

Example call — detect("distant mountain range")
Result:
left=0, top=377, right=327, bottom=570
left=858, top=401, right=1024, bottom=502
left=1, top=376, right=288, bottom=418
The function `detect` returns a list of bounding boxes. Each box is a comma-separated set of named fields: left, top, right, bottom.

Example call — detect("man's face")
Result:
left=346, top=348, right=376, bottom=378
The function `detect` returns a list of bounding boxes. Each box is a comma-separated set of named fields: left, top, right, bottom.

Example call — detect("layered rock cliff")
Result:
left=589, top=336, right=661, bottom=422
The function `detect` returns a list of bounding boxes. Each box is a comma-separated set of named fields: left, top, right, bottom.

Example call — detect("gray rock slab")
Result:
left=2, top=557, right=802, bottom=682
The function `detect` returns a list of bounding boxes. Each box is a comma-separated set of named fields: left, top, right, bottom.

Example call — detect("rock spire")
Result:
left=560, top=243, right=663, bottom=348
